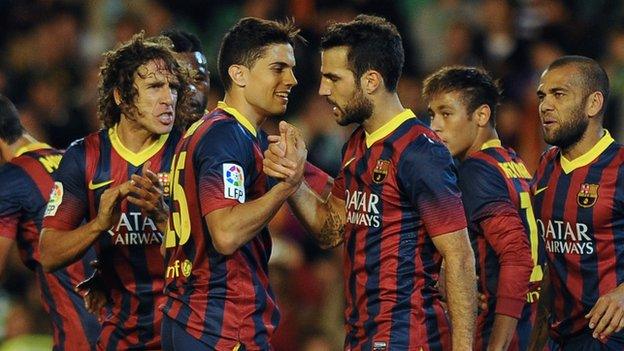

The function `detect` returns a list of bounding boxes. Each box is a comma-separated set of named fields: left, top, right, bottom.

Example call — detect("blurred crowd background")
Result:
left=1, top=0, right=624, bottom=350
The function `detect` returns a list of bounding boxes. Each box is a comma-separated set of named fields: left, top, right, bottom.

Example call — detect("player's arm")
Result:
left=481, top=212, right=532, bottom=351
left=433, top=229, right=477, bottom=350
left=401, top=137, right=476, bottom=350
left=527, top=265, right=551, bottom=350
left=40, top=182, right=130, bottom=272
left=203, top=123, right=307, bottom=255
left=263, top=122, right=345, bottom=248
left=459, top=160, right=533, bottom=350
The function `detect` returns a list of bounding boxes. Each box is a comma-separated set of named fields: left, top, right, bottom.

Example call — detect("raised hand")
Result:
left=263, top=121, right=307, bottom=186
left=93, top=182, right=131, bottom=232
left=127, top=161, right=169, bottom=227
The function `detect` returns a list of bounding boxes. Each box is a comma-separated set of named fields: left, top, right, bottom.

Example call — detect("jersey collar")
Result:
left=217, top=101, right=257, bottom=137
left=480, top=139, right=502, bottom=150
left=560, top=129, right=614, bottom=174
left=14, top=142, right=52, bottom=157
left=109, top=124, right=169, bottom=167
left=365, top=109, right=416, bottom=148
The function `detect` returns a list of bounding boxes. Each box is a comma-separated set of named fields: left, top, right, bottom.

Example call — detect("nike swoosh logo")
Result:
left=88, top=180, right=114, bottom=190
left=343, top=157, right=356, bottom=168
left=534, top=186, right=548, bottom=195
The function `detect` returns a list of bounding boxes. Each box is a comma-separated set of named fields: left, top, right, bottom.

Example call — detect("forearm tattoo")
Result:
left=318, top=201, right=345, bottom=247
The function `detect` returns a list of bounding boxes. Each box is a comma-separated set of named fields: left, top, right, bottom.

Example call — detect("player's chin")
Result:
left=152, top=123, right=174, bottom=135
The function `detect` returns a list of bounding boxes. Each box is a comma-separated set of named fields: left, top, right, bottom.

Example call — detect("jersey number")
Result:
left=165, top=151, right=191, bottom=248
left=520, top=192, right=543, bottom=282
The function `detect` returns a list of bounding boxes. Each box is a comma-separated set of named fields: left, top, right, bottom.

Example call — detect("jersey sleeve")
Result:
left=0, top=166, right=27, bottom=240
left=42, top=141, right=88, bottom=230
left=195, top=122, right=256, bottom=216
left=303, top=162, right=333, bottom=200
left=331, top=143, right=348, bottom=200
left=397, top=136, right=467, bottom=236
left=458, top=158, right=533, bottom=318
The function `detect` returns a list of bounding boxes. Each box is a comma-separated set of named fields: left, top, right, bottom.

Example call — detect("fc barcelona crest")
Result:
left=577, top=183, right=599, bottom=208
left=372, top=159, right=390, bottom=184
left=157, top=172, right=171, bottom=197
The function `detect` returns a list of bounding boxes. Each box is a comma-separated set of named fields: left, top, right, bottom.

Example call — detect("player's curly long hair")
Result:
left=97, top=32, right=195, bottom=129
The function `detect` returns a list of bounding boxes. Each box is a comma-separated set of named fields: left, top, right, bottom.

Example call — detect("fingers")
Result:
left=587, top=299, right=607, bottom=330
left=263, top=158, right=295, bottom=179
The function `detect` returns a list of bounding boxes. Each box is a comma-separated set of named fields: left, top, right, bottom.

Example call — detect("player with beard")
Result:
left=162, top=29, right=210, bottom=118
left=529, top=56, right=624, bottom=350
left=160, top=18, right=330, bottom=350
left=39, top=34, right=193, bottom=350
left=263, top=15, right=476, bottom=350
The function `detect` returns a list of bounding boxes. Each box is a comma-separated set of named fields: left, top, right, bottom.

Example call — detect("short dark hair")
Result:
left=162, top=29, right=203, bottom=53
left=0, top=95, right=24, bottom=144
left=321, top=14, right=404, bottom=92
left=97, top=32, right=194, bottom=128
left=218, top=17, right=302, bottom=91
left=547, top=55, right=610, bottom=115
left=422, top=66, right=501, bottom=126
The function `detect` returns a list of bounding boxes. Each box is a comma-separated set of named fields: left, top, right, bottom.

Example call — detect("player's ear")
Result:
left=361, top=70, right=382, bottom=95
left=228, top=64, right=247, bottom=87
left=474, top=104, right=492, bottom=127
left=113, top=88, right=122, bottom=105
left=586, top=91, right=604, bottom=118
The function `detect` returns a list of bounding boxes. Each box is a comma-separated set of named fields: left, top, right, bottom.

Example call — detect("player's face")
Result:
left=129, top=58, right=179, bottom=135
left=175, top=51, right=209, bottom=115
left=537, top=65, right=589, bottom=149
left=244, top=43, right=297, bottom=117
left=319, top=46, right=373, bottom=126
left=428, top=90, right=479, bottom=160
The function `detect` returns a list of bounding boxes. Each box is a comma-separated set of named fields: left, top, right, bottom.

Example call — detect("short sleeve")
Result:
left=42, top=141, right=88, bottom=230
left=397, top=136, right=467, bottom=236
left=330, top=142, right=348, bottom=200
left=196, top=122, right=256, bottom=216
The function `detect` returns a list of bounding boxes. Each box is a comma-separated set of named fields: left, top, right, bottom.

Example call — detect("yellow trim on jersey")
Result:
left=480, top=139, right=502, bottom=150
left=14, top=142, right=52, bottom=157
left=560, top=129, right=614, bottom=174
left=217, top=101, right=257, bottom=137
left=365, top=109, right=416, bottom=148
left=109, top=125, right=169, bottom=167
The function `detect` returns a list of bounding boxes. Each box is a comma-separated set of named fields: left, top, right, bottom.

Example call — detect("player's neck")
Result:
left=222, top=94, right=266, bottom=130
left=362, top=94, right=404, bottom=134
left=5, top=134, right=38, bottom=160
left=115, top=119, right=160, bottom=153
left=561, top=123, right=605, bottom=161
left=461, top=127, right=499, bottom=161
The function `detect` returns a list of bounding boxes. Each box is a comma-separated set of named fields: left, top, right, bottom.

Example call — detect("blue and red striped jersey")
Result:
left=43, top=126, right=181, bottom=350
left=162, top=102, right=331, bottom=350
left=331, top=109, right=467, bottom=351
left=0, top=143, right=99, bottom=350
left=532, top=130, right=624, bottom=343
left=458, top=140, right=543, bottom=351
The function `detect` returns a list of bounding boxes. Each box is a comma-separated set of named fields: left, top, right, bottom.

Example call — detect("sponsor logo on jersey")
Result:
left=372, top=159, right=390, bottom=184
left=44, top=182, right=63, bottom=217
left=345, top=189, right=381, bottom=227
left=577, top=183, right=599, bottom=208
left=166, top=259, right=193, bottom=279
left=107, top=212, right=163, bottom=245
left=223, top=163, right=245, bottom=203
left=88, top=179, right=114, bottom=190
left=538, top=219, right=594, bottom=255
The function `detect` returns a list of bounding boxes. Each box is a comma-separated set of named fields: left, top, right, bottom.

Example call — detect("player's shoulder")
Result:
left=460, top=154, right=500, bottom=177
left=0, top=163, right=30, bottom=198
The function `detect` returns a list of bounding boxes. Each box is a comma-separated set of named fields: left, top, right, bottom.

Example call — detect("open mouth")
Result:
left=158, top=112, right=174, bottom=125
